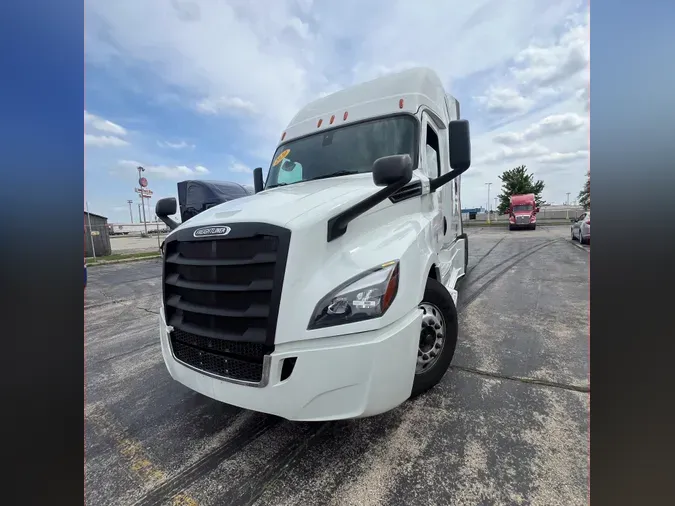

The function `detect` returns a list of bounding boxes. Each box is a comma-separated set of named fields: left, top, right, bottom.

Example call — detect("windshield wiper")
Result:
left=306, top=170, right=360, bottom=182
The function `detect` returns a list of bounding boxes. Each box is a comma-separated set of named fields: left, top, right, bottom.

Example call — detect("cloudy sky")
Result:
left=84, top=0, right=589, bottom=220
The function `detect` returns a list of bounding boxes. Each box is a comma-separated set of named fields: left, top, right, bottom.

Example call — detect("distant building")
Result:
left=84, top=211, right=112, bottom=257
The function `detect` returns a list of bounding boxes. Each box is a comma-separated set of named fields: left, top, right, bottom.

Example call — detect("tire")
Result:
left=509, top=225, right=514, bottom=231
left=579, top=230, right=585, bottom=244
left=531, top=224, right=536, bottom=231
left=411, top=278, right=458, bottom=398
left=571, top=228, right=575, bottom=240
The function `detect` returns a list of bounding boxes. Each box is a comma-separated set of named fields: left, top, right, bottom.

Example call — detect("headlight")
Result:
left=308, top=260, right=400, bottom=330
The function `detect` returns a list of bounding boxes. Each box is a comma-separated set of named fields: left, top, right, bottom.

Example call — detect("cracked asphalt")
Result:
left=85, top=224, right=589, bottom=506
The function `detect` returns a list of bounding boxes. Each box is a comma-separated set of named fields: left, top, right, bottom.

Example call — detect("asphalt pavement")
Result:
left=85, top=224, right=589, bottom=506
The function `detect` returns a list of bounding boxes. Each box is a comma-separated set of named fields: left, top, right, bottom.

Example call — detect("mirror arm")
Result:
left=327, top=178, right=409, bottom=242
left=429, top=165, right=470, bottom=193
left=158, top=215, right=179, bottom=231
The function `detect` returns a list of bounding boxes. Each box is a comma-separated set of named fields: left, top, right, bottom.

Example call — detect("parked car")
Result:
left=571, top=211, right=590, bottom=244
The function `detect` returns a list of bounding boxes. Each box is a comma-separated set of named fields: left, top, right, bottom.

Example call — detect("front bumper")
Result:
left=159, top=306, right=421, bottom=421
left=509, top=222, right=535, bottom=229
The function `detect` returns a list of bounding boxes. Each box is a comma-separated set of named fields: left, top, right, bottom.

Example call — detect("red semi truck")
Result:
left=507, top=193, right=539, bottom=230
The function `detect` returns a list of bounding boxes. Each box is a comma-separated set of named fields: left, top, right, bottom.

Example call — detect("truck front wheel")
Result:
left=411, top=278, right=458, bottom=398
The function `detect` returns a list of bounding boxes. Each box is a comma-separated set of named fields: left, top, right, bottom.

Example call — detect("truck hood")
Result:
left=169, top=173, right=383, bottom=233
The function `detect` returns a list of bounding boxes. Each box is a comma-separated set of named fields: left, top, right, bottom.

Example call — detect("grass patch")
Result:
left=86, top=251, right=160, bottom=265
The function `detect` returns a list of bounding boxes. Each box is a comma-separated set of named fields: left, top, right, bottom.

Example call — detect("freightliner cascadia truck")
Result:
left=155, top=67, right=472, bottom=421
left=507, top=193, right=539, bottom=230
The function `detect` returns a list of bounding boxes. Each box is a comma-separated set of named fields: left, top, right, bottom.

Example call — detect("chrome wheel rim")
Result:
left=416, top=302, right=446, bottom=374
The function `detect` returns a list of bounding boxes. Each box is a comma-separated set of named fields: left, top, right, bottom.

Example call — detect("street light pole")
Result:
left=485, top=182, right=492, bottom=224
left=127, top=200, right=134, bottom=223
left=566, top=192, right=572, bottom=220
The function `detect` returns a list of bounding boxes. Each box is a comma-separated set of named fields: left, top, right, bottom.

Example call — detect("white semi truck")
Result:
left=155, top=67, right=472, bottom=422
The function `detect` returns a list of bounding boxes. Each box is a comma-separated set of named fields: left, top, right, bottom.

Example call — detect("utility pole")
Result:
left=485, top=182, right=492, bottom=224
left=127, top=200, right=134, bottom=223
left=138, top=204, right=142, bottom=223
left=494, top=197, right=498, bottom=221
left=566, top=192, right=571, bottom=205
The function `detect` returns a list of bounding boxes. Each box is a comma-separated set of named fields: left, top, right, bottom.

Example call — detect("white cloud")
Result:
left=229, top=162, right=252, bottom=174
left=493, top=113, right=586, bottom=145
left=351, top=61, right=422, bottom=85
left=474, top=87, right=534, bottom=114
left=287, top=17, right=311, bottom=40
left=472, top=6, right=589, bottom=117
left=84, top=110, right=128, bottom=136
left=196, top=96, right=257, bottom=116
left=85, top=134, right=130, bottom=147
left=84, top=111, right=129, bottom=147
left=116, top=159, right=210, bottom=179
left=477, top=143, right=550, bottom=165
left=157, top=140, right=195, bottom=149
left=536, top=149, right=588, bottom=164
left=576, top=85, right=590, bottom=111
left=511, top=11, right=589, bottom=88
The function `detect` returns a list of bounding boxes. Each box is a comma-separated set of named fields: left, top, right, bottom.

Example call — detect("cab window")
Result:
left=424, top=124, right=440, bottom=178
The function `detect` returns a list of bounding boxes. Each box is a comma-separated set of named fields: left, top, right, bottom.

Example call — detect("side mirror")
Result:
left=535, top=207, right=540, bottom=213
left=156, top=197, right=176, bottom=217
left=156, top=198, right=179, bottom=231
left=253, top=167, right=264, bottom=193
left=449, top=119, right=471, bottom=171
left=570, top=218, right=576, bottom=223
left=372, top=154, right=413, bottom=187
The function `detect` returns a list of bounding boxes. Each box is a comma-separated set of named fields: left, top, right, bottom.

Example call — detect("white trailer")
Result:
left=155, top=67, right=472, bottom=421
left=108, top=222, right=169, bottom=235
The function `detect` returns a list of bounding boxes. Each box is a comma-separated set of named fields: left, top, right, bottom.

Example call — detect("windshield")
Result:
left=265, top=115, right=418, bottom=189
left=512, top=204, right=533, bottom=212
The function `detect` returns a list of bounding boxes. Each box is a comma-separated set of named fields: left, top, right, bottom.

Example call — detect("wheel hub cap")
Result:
left=416, top=302, right=446, bottom=374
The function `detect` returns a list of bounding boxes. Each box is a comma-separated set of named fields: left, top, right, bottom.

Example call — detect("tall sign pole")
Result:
left=137, top=166, right=148, bottom=235
left=127, top=200, right=134, bottom=223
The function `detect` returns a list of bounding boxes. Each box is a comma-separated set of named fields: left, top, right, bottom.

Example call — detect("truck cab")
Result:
left=155, top=67, right=472, bottom=421
left=507, top=193, right=539, bottom=230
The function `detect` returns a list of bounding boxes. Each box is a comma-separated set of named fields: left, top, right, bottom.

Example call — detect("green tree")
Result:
left=578, top=171, right=590, bottom=210
left=496, top=165, right=546, bottom=214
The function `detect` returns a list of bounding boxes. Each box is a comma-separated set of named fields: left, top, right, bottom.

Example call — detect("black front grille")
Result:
left=170, top=329, right=265, bottom=382
left=163, top=223, right=291, bottom=381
